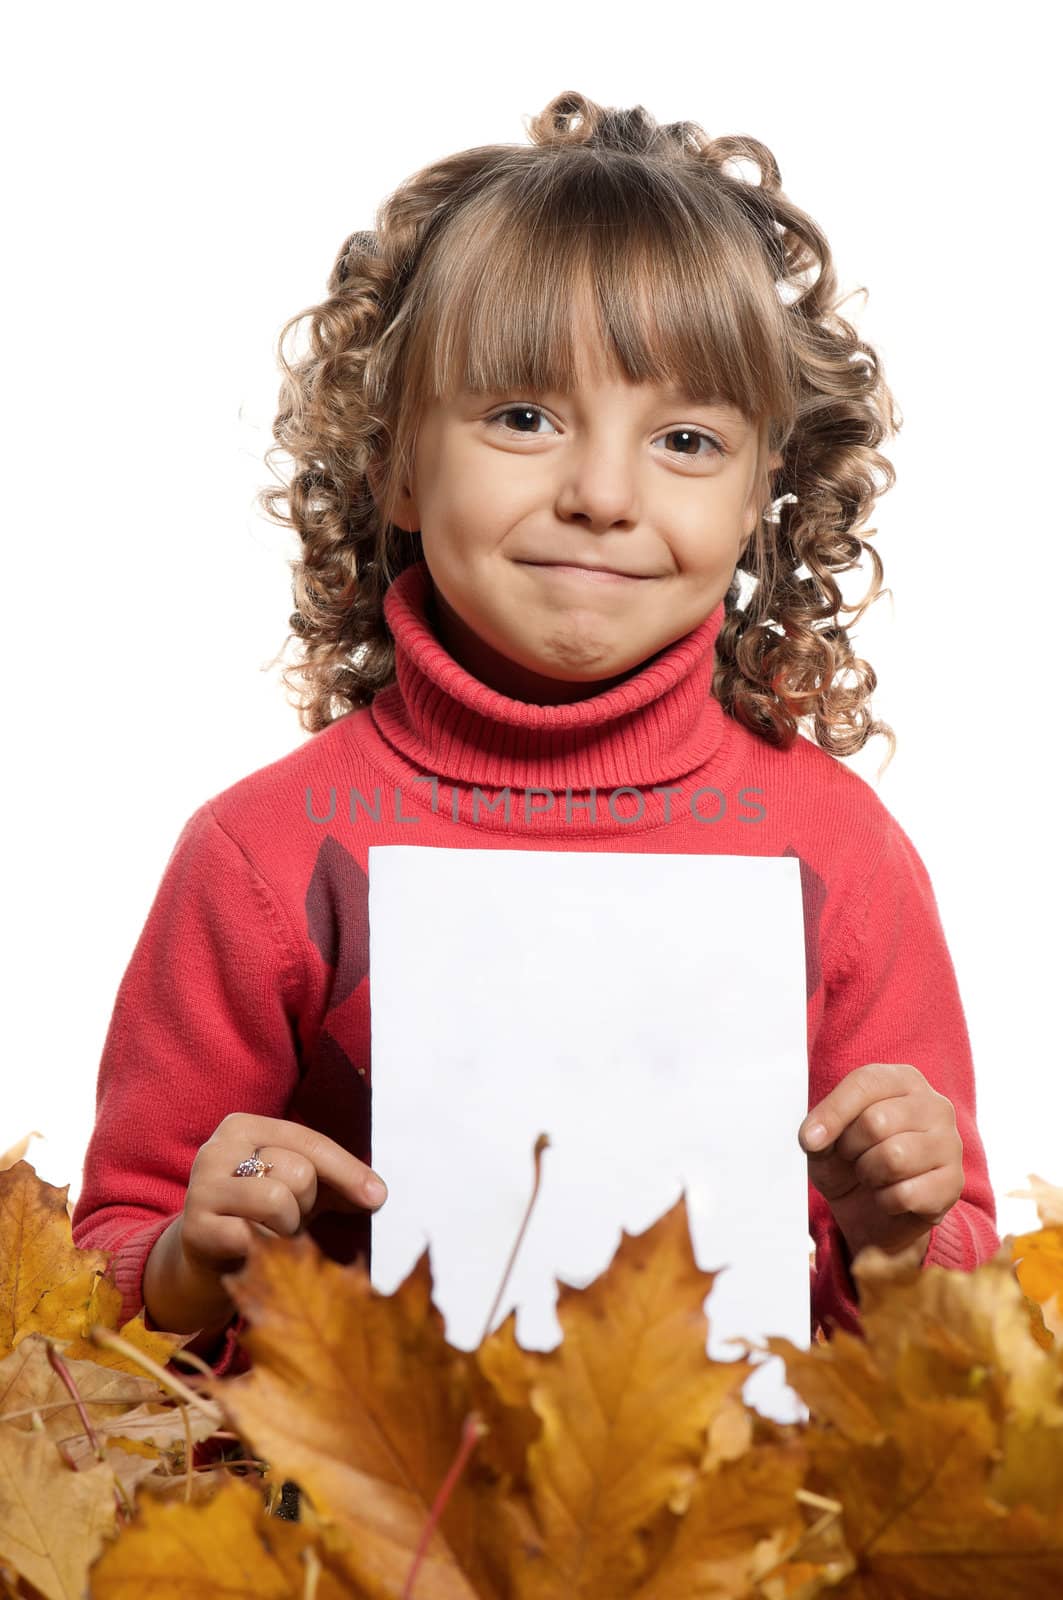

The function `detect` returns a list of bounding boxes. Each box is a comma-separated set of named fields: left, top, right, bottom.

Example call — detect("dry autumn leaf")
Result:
left=0, top=1161, right=186, bottom=1376
left=0, top=1420, right=117, bottom=1600
left=474, top=1197, right=757, bottom=1596
left=1008, top=1174, right=1063, bottom=1345
left=761, top=1237, right=1063, bottom=1593
left=0, top=1333, right=217, bottom=1502
left=88, top=1474, right=360, bottom=1599
left=0, top=1161, right=236, bottom=1599
left=0, top=1162, right=110, bottom=1360
left=209, top=1196, right=825, bottom=1600
left=214, top=1235, right=500, bottom=1600
left=8, top=1149, right=1063, bottom=1600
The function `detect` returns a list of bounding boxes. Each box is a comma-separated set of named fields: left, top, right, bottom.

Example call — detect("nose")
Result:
left=555, top=439, right=640, bottom=530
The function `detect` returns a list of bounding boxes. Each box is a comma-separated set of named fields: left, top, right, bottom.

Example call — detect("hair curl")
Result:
left=257, top=89, right=900, bottom=768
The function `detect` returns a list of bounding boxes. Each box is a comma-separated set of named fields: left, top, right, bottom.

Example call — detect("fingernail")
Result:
left=803, top=1123, right=827, bottom=1150
left=365, top=1176, right=388, bottom=1206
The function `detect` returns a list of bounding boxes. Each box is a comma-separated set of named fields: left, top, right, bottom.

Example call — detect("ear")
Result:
left=366, top=460, right=419, bottom=532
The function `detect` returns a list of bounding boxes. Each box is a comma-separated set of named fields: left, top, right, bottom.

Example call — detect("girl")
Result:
left=72, top=90, right=1000, bottom=1377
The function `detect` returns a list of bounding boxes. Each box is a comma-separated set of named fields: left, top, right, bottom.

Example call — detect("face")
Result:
left=382, top=320, right=783, bottom=705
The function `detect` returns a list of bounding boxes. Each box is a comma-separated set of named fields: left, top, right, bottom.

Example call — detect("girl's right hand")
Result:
left=178, top=1111, right=388, bottom=1279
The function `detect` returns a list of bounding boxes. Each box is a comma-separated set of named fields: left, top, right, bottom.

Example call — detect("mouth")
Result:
left=519, top=561, right=654, bottom=584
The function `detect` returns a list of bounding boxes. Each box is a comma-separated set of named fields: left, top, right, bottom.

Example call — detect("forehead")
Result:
left=398, top=153, right=798, bottom=448
left=454, top=309, right=741, bottom=408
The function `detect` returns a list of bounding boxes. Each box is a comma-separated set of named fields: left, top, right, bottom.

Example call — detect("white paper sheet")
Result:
left=368, top=845, right=812, bottom=1425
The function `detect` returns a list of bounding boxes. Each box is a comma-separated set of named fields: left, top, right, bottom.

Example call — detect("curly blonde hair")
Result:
left=257, top=89, right=899, bottom=767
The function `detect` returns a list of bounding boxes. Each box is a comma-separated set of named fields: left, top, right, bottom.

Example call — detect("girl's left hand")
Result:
left=799, top=1061, right=965, bottom=1263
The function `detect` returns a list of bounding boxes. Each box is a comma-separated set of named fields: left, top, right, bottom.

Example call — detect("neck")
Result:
left=370, top=559, right=731, bottom=794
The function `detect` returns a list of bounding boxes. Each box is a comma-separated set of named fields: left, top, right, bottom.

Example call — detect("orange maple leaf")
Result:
left=88, top=1474, right=361, bottom=1598
left=476, top=1195, right=757, bottom=1595
left=215, top=1233, right=497, bottom=1599
left=0, top=1161, right=184, bottom=1376
left=761, top=1237, right=1063, bottom=1590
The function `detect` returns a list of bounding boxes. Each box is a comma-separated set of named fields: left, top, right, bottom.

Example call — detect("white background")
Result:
left=4, top=3, right=1058, bottom=1252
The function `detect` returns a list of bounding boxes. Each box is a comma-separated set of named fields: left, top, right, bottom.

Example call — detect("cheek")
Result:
left=668, top=523, right=745, bottom=574
left=432, top=459, right=510, bottom=536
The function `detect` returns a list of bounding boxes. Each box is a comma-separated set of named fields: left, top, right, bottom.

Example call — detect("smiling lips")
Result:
left=522, top=561, right=653, bottom=582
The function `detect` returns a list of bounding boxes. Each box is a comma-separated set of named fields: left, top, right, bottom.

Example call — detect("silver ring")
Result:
left=233, top=1146, right=273, bottom=1179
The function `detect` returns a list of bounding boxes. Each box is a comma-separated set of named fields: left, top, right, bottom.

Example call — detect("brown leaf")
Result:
left=0, top=1334, right=160, bottom=1444
left=55, top=1279, right=187, bottom=1376
left=629, top=1438, right=820, bottom=1599
left=478, top=1195, right=756, bottom=1596
left=215, top=1234, right=494, bottom=1600
left=0, top=1422, right=116, bottom=1600
left=87, top=1401, right=217, bottom=1458
left=88, top=1473, right=361, bottom=1598
left=0, top=1332, right=216, bottom=1508
left=0, top=1164, right=185, bottom=1378
left=762, top=1240, right=1063, bottom=1591
left=0, top=1164, right=109, bottom=1360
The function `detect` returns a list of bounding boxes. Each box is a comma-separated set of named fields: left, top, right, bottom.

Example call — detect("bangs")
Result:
left=401, top=151, right=795, bottom=428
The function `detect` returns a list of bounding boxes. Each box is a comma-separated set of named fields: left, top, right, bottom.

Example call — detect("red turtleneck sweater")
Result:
left=71, top=560, right=1000, bottom=1373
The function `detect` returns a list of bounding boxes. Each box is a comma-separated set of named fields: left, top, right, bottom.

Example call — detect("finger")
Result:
left=214, top=1173, right=303, bottom=1237
left=214, top=1113, right=387, bottom=1209
left=802, top=1143, right=864, bottom=1203
left=865, top=1163, right=960, bottom=1222
left=800, top=1063, right=919, bottom=1154
left=179, top=1210, right=296, bottom=1281
left=851, top=1130, right=948, bottom=1193
left=199, top=1142, right=318, bottom=1220
left=833, top=1095, right=927, bottom=1164
left=241, top=1147, right=320, bottom=1219
left=248, top=1219, right=287, bottom=1242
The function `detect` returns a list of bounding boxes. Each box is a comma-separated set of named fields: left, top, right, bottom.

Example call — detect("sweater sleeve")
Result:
left=808, top=814, right=1000, bottom=1340
left=71, top=802, right=305, bottom=1373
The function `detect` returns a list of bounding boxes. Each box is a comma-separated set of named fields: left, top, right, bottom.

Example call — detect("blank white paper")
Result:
left=367, top=845, right=812, bottom=1424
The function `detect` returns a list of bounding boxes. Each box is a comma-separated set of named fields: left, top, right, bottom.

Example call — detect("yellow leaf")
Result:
left=762, top=1239, right=1063, bottom=1591
left=58, top=1279, right=187, bottom=1374
left=630, top=1439, right=818, bottom=1599
left=216, top=1234, right=493, bottom=1600
left=0, top=1163, right=109, bottom=1360
left=88, top=1473, right=362, bottom=1598
left=1011, top=1224, right=1063, bottom=1345
left=479, top=1194, right=755, bottom=1596
left=0, top=1164, right=187, bottom=1379
left=0, top=1334, right=160, bottom=1444
left=0, top=1419, right=116, bottom=1600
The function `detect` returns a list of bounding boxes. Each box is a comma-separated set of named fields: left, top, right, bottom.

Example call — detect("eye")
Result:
left=485, top=405, right=725, bottom=460
left=487, top=405, right=557, bottom=436
left=652, top=428, right=724, bottom=461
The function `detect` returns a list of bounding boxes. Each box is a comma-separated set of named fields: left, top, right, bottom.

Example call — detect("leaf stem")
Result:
left=479, top=1132, right=550, bottom=1345
left=45, top=1341, right=105, bottom=1463
left=402, top=1412, right=487, bottom=1600
left=0, top=1393, right=154, bottom=1424
left=302, top=1544, right=322, bottom=1600
left=88, top=1326, right=223, bottom=1423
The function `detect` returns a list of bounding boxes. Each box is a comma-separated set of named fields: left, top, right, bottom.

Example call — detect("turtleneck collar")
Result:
left=369, top=558, right=730, bottom=792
